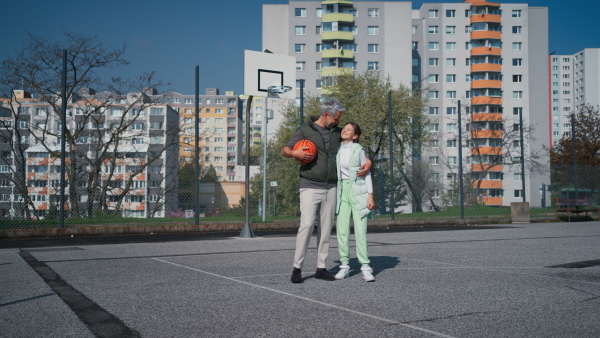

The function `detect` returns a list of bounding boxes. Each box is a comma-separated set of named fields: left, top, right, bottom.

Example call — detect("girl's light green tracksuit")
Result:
left=335, top=142, right=373, bottom=265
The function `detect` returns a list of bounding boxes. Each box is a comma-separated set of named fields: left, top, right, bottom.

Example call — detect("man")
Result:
left=282, top=99, right=370, bottom=283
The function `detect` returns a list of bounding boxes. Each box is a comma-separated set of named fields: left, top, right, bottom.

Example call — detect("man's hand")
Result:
left=357, top=156, right=372, bottom=177
left=282, top=146, right=315, bottom=163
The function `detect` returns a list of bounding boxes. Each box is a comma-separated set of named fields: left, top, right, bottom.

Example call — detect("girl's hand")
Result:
left=367, top=194, right=375, bottom=210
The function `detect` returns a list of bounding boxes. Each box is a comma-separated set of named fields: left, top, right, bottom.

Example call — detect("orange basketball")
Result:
left=293, top=139, right=317, bottom=165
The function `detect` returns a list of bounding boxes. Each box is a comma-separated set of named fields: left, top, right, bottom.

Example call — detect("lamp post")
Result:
left=262, top=85, right=291, bottom=222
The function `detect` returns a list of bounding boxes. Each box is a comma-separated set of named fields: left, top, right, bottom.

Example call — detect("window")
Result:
left=216, top=108, right=224, bottom=114
left=295, top=44, right=305, bottom=53
left=513, top=107, right=523, bottom=116
left=512, top=10, right=521, bottom=18
left=150, top=107, right=163, bottom=115
left=295, top=8, right=306, bottom=17
left=428, top=42, right=439, bottom=50
left=412, top=74, right=419, bottom=83
left=448, top=156, right=457, bottom=164
left=513, top=91, right=523, bottom=99
left=316, top=79, right=322, bottom=88
left=316, top=44, right=323, bottom=52
left=36, top=108, right=47, bottom=116
left=513, top=58, right=522, bottom=66
left=316, top=61, right=322, bottom=71
left=446, top=91, right=456, bottom=99
left=412, top=25, right=418, bottom=34
left=446, top=74, right=456, bottom=82
left=446, top=26, right=456, bottom=34
left=367, top=62, right=379, bottom=71
left=429, top=91, right=439, bottom=99
left=295, top=26, right=306, bottom=35
left=316, top=8, right=322, bottom=17
left=368, top=44, right=379, bottom=53
left=429, top=107, right=439, bottom=115
left=513, top=75, right=523, bottom=83
left=412, top=58, right=419, bottom=66
left=429, top=156, right=439, bottom=165
left=296, top=62, right=305, bottom=71
left=514, top=173, right=522, bottom=182
left=466, top=74, right=472, bottom=82
left=512, top=26, right=522, bottom=34
left=296, top=80, right=305, bottom=88
left=428, top=26, right=438, bottom=34
left=111, top=109, right=124, bottom=117
left=446, top=42, right=456, bottom=50
left=132, top=123, right=143, bottom=130
left=367, top=26, right=379, bottom=35
left=184, top=98, right=193, bottom=104
left=447, top=123, right=457, bottom=132
left=150, top=136, right=164, bottom=144
left=465, top=25, right=472, bottom=33
left=215, top=99, right=223, bottom=104
left=446, top=107, right=457, bottom=115
left=429, top=58, right=439, bottom=66
left=514, top=190, right=523, bottom=197
left=429, top=74, right=439, bottom=83
left=429, top=10, right=438, bottom=18
left=430, top=173, right=439, bottom=182
left=412, top=41, right=418, bottom=50
left=368, top=8, right=379, bottom=17
left=513, top=140, right=521, bottom=147
left=512, top=42, right=522, bottom=50
left=446, top=9, right=456, bottom=17
left=316, top=26, right=322, bottom=35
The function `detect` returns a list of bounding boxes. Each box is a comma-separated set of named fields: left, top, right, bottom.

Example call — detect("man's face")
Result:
left=324, top=111, right=342, bottom=128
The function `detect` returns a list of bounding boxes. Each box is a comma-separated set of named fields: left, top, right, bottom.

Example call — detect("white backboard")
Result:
left=244, top=50, right=296, bottom=100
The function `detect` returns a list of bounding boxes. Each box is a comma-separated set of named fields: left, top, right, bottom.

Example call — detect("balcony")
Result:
left=471, top=80, right=502, bottom=89
left=471, top=113, right=502, bottom=122
left=477, top=196, right=503, bottom=206
left=471, top=2, right=500, bottom=7
left=471, top=96, right=502, bottom=105
left=471, top=47, right=501, bottom=56
left=471, top=130, right=502, bottom=138
left=471, top=163, right=503, bottom=172
left=472, top=180, right=503, bottom=189
left=322, top=0, right=355, bottom=5
left=322, top=49, right=354, bottom=59
left=471, top=31, right=502, bottom=40
left=471, top=147, right=502, bottom=155
left=470, top=14, right=501, bottom=23
left=322, top=31, right=354, bottom=41
left=321, top=67, right=354, bottom=77
left=322, top=13, right=354, bottom=23
left=471, top=63, right=501, bottom=73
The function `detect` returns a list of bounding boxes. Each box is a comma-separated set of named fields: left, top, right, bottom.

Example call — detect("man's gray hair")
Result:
left=321, top=99, right=346, bottom=116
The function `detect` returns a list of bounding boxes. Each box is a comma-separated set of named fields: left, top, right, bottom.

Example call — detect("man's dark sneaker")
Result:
left=291, top=268, right=303, bottom=283
left=314, top=268, right=336, bottom=281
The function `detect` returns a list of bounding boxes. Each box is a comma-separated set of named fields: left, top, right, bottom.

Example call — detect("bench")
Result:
left=555, top=197, right=599, bottom=222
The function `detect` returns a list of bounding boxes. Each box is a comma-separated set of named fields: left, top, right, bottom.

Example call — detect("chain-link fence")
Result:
left=1, top=130, right=598, bottom=231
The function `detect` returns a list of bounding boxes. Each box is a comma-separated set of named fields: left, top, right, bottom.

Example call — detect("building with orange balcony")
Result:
left=263, top=0, right=550, bottom=211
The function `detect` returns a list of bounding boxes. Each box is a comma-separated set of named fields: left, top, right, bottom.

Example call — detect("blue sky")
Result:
left=1, top=0, right=598, bottom=96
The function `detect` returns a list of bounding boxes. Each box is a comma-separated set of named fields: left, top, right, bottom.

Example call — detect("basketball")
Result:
left=293, top=139, right=317, bottom=165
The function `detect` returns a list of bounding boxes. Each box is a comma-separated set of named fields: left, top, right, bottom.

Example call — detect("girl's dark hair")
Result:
left=343, top=122, right=362, bottom=143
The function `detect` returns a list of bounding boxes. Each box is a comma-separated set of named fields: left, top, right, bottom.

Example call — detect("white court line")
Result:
left=153, top=258, right=456, bottom=338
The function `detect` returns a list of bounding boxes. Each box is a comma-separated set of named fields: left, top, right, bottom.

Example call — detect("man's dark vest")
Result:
left=298, top=120, right=341, bottom=183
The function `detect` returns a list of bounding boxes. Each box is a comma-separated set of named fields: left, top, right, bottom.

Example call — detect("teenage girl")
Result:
left=334, top=122, right=375, bottom=282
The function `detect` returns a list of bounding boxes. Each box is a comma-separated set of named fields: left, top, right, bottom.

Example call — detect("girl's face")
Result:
left=341, top=124, right=358, bottom=142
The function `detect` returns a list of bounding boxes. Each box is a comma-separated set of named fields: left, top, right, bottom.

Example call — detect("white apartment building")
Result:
left=550, top=48, right=600, bottom=144
left=0, top=89, right=179, bottom=219
left=263, top=0, right=550, bottom=208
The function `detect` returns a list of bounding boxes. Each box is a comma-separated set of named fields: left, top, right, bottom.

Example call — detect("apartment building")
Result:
left=0, top=89, right=179, bottom=219
left=550, top=48, right=600, bottom=144
left=168, top=88, right=241, bottom=182
left=263, top=0, right=550, bottom=208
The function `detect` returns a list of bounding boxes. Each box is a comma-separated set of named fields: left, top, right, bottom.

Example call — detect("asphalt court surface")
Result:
left=1, top=221, right=600, bottom=337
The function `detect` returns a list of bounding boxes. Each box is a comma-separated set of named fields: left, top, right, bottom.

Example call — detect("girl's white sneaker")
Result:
left=335, top=265, right=350, bottom=280
left=361, top=266, right=375, bottom=282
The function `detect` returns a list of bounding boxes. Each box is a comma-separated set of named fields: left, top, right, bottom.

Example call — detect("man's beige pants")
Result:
left=293, top=187, right=336, bottom=269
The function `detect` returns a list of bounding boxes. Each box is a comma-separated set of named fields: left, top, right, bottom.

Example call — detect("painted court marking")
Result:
left=152, top=258, right=456, bottom=338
